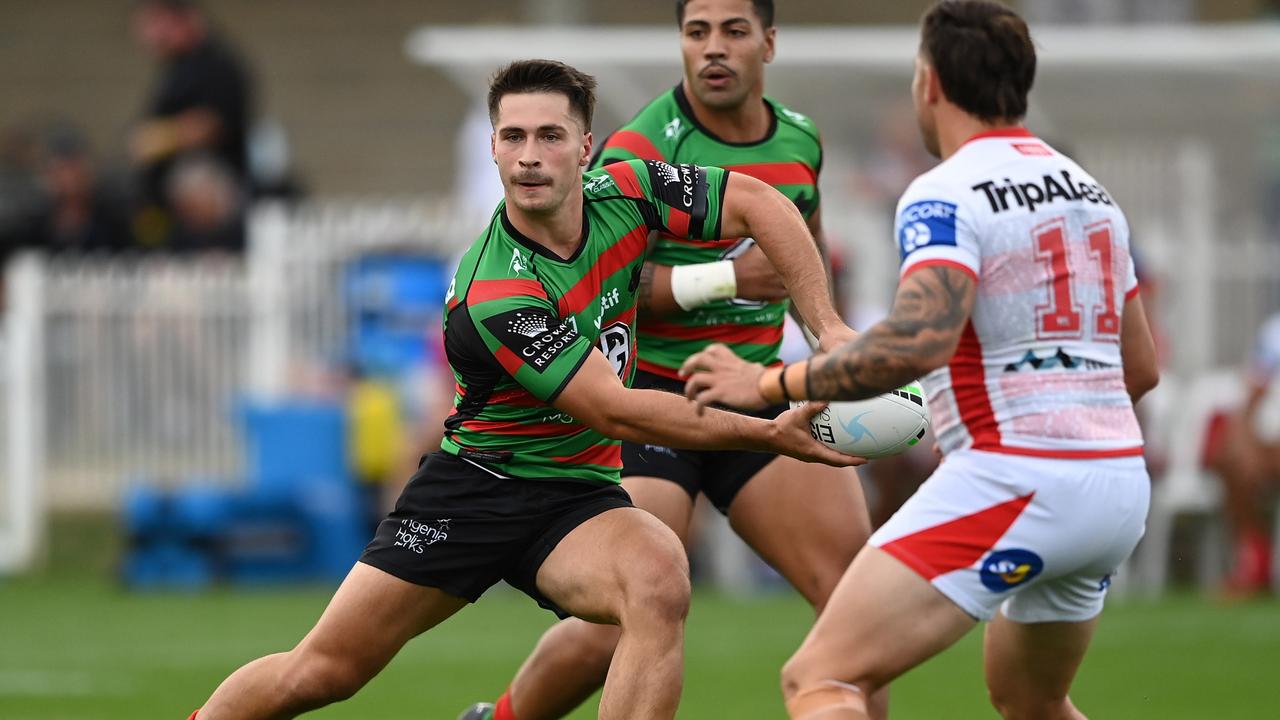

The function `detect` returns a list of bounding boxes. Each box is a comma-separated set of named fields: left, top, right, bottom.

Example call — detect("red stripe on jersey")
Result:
left=640, top=318, right=782, bottom=346
left=666, top=208, right=691, bottom=238
left=554, top=442, right=622, bottom=468
left=880, top=492, right=1035, bottom=580
left=950, top=321, right=1002, bottom=449
left=468, top=278, right=548, bottom=306
left=605, top=131, right=663, bottom=161
left=986, top=444, right=1145, bottom=460
left=462, top=418, right=586, bottom=436
left=656, top=234, right=723, bottom=249
left=604, top=161, right=645, bottom=199
left=1124, top=285, right=1141, bottom=301
left=726, top=161, right=817, bottom=187
left=963, top=127, right=1036, bottom=145
left=447, top=294, right=460, bottom=312
left=1013, top=142, right=1052, bottom=157
left=485, top=386, right=543, bottom=408
left=903, top=259, right=980, bottom=283
left=493, top=345, right=526, bottom=378
left=556, top=225, right=649, bottom=316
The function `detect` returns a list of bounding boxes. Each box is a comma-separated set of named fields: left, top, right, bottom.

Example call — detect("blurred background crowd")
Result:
left=2, top=0, right=1280, bottom=600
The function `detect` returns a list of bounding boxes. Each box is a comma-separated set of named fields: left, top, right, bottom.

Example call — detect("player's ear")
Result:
left=924, top=62, right=943, bottom=106
left=580, top=131, right=593, bottom=168
left=490, top=132, right=497, bottom=164
left=763, top=26, right=776, bottom=64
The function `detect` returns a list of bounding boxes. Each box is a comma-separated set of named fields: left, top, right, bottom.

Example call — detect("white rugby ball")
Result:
left=792, top=382, right=930, bottom=459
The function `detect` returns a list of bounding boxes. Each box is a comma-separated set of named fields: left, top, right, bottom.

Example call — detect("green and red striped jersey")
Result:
left=441, top=159, right=731, bottom=484
left=591, top=84, right=823, bottom=379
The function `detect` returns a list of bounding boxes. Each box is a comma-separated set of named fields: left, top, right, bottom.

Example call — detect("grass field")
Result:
left=2, top=573, right=1278, bottom=719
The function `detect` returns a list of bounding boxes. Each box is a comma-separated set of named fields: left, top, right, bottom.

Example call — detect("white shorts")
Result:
left=869, top=449, right=1150, bottom=623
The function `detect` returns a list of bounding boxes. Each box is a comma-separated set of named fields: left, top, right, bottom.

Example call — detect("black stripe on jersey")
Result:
left=584, top=195, right=663, bottom=234
left=443, top=304, right=503, bottom=433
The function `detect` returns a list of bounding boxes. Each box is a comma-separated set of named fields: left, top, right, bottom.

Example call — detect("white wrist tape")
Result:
left=670, top=261, right=737, bottom=311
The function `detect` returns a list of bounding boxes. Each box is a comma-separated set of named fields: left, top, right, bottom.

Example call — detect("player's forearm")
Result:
left=759, top=265, right=973, bottom=402
left=637, top=262, right=679, bottom=316
left=604, top=388, right=777, bottom=452
left=738, top=185, right=841, bottom=339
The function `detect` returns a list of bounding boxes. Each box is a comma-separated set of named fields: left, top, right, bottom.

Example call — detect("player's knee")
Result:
left=280, top=649, right=372, bottom=706
left=622, top=547, right=690, bottom=626
left=988, top=686, right=1073, bottom=720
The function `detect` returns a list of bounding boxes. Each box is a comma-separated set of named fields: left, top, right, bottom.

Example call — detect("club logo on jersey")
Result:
left=644, top=160, right=707, bottom=216
left=663, top=116, right=683, bottom=140
left=510, top=248, right=530, bottom=276
left=585, top=174, right=615, bottom=194
left=597, top=322, right=631, bottom=380
left=484, top=308, right=580, bottom=373
left=898, top=200, right=958, bottom=260
left=780, top=108, right=811, bottom=126
left=979, top=548, right=1044, bottom=592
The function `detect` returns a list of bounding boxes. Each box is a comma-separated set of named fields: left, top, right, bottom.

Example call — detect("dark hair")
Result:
left=487, top=59, right=598, bottom=131
left=920, top=1, right=1036, bottom=123
left=676, top=0, right=774, bottom=28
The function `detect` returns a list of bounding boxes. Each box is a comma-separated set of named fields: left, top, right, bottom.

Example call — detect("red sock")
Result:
left=494, top=690, right=517, bottom=720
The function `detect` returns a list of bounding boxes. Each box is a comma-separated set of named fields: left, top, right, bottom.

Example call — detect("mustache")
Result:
left=511, top=171, right=552, bottom=185
left=698, top=61, right=736, bottom=78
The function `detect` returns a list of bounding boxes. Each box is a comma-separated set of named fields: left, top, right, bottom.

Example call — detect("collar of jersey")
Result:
left=500, top=204, right=591, bottom=264
left=961, top=126, right=1036, bottom=148
left=672, top=83, right=779, bottom=148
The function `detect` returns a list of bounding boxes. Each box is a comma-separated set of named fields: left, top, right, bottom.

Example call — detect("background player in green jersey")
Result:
left=461, top=3, right=884, bottom=720
left=187, top=60, right=858, bottom=720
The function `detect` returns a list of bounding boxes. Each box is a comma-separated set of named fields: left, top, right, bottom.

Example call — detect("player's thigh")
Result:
left=728, top=455, right=869, bottom=609
left=984, top=611, right=1098, bottom=707
left=621, top=474, right=698, bottom=549
left=295, top=562, right=469, bottom=678
left=535, top=506, right=689, bottom=624
left=785, top=546, right=975, bottom=694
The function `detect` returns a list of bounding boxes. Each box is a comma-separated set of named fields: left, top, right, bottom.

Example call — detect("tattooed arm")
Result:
left=681, top=265, right=976, bottom=410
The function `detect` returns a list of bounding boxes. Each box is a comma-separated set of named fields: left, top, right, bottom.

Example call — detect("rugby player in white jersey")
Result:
left=679, top=2, right=1160, bottom=718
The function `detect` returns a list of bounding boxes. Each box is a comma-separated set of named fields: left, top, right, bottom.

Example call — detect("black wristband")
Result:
left=778, top=364, right=793, bottom=403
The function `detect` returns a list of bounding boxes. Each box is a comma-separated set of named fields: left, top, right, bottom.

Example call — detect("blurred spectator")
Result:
left=1208, top=311, right=1280, bottom=596
left=851, top=101, right=936, bottom=212
left=16, top=126, right=132, bottom=255
left=164, top=154, right=244, bottom=253
left=0, top=124, right=45, bottom=259
left=131, top=0, right=253, bottom=249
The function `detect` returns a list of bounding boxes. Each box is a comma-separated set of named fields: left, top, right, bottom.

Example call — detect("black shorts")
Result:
left=621, top=370, right=786, bottom=514
left=360, top=451, right=633, bottom=618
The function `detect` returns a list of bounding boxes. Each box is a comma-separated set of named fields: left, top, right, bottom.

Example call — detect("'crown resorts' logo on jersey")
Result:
left=663, top=116, right=683, bottom=140
left=507, top=311, right=550, bottom=338
left=653, top=160, right=681, bottom=186
left=510, top=248, right=530, bottom=276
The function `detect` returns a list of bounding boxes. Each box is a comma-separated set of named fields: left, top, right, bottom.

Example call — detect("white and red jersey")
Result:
left=896, top=128, right=1142, bottom=459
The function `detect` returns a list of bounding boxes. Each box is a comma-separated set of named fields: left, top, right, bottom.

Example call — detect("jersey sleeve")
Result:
left=895, top=179, right=981, bottom=281
left=591, top=128, right=665, bottom=169
left=464, top=290, right=594, bottom=403
left=599, top=158, right=729, bottom=241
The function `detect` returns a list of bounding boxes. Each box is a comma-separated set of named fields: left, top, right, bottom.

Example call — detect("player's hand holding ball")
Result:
left=680, top=343, right=769, bottom=412
left=771, top=401, right=868, bottom=467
